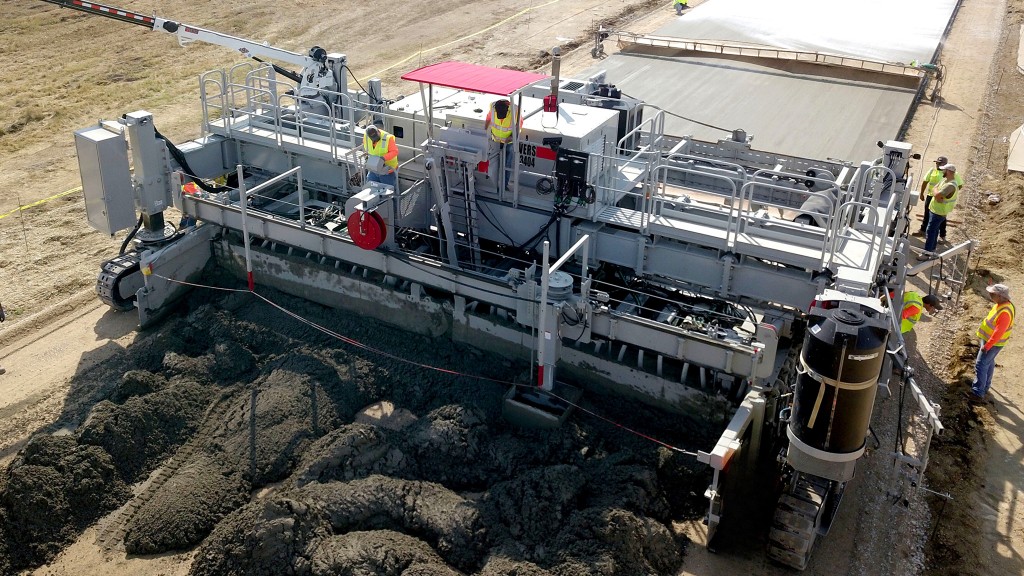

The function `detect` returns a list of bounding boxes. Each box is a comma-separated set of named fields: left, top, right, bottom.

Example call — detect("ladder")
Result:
left=440, top=154, right=482, bottom=268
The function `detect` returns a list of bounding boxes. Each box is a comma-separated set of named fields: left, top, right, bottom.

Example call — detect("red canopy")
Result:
left=401, top=61, right=549, bottom=96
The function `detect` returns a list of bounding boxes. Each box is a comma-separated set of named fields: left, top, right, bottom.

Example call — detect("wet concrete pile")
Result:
left=0, top=285, right=711, bottom=575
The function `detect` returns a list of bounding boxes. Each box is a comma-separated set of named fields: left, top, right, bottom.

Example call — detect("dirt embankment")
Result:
left=0, top=283, right=709, bottom=575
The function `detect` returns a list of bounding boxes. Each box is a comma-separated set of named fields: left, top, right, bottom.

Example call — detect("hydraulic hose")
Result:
left=153, top=126, right=232, bottom=194
left=119, top=215, right=144, bottom=255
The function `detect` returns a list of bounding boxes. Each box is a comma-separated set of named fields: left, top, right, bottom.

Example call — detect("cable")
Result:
left=618, top=90, right=733, bottom=134
left=153, top=126, right=233, bottom=194
left=342, top=64, right=373, bottom=102
left=660, top=109, right=734, bottom=134
left=119, top=215, right=144, bottom=255
left=475, top=201, right=517, bottom=246
left=151, top=271, right=697, bottom=456
left=546, top=387, right=698, bottom=456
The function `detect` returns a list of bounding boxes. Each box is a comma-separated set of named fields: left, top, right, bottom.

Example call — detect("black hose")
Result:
left=119, top=215, right=144, bottom=255
left=153, top=126, right=232, bottom=194
left=251, top=56, right=302, bottom=83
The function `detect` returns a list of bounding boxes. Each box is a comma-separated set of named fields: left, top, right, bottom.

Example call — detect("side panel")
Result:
left=75, top=126, right=137, bottom=235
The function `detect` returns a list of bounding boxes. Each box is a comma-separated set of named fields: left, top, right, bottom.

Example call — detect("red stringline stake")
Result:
left=247, top=272, right=255, bottom=291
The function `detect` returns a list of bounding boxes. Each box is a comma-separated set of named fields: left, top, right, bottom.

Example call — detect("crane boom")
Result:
left=39, top=0, right=314, bottom=68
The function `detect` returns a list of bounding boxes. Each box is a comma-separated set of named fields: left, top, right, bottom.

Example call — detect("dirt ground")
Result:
left=2, top=0, right=1024, bottom=575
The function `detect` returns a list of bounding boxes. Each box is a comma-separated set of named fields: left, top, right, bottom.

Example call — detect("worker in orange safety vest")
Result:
left=968, top=283, right=1014, bottom=403
left=363, top=124, right=399, bottom=190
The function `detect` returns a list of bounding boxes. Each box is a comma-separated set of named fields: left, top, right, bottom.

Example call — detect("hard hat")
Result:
left=986, top=283, right=1010, bottom=298
left=939, top=163, right=956, bottom=172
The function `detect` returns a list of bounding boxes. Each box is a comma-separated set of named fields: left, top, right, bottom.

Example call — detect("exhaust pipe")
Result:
left=544, top=46, right=561, bottom=113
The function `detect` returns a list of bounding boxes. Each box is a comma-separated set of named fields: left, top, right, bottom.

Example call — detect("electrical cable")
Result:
left=618, top=90, right=734, bottom=134
left=151, top=271, right=697, bottom=456
left=475, top=201, right=517, bottom=247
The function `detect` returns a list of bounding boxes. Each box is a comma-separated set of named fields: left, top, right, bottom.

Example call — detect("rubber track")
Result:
left=96, top=253, right=141, bottom=311
left=766, top=478, right=824, bottom=571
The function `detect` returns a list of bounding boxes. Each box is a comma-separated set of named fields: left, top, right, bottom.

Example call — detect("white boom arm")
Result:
left=40, top=0, right=317, bottom=68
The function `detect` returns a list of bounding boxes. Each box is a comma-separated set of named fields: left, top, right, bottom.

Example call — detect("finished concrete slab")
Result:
left=593, top=51, right=918, bottom=161
left=583, top=0, right=961, bottom=162
left=663, top=0, right=959, bottom=64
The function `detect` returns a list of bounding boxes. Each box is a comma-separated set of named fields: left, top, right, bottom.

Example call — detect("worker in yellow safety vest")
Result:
left=968, top=283, right=1014, bottom=403
left=674, top=0, right=689, bottom=15
left=363, top=124, right=399, bottom=189
left=900, top=291, right=943, bottom=334
left=915, top=155, right=963, bottom=239
left=484, top=99, right=522, bottom=190
left=918, top=162, right=959, bottom=259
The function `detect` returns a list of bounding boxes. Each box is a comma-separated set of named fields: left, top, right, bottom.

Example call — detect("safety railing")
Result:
left=829, top=200, right=883, bottom=271
left=665, top=153, right=748, bottom=187
left=654, top=163, right=742, bottom=242
left=616, top=105, right=666, bottom=155
left=199, top=69, right=228, bottom=135
left=738, top=180, right=838, bottom=267
left=748, top=169, right=842, bottom=211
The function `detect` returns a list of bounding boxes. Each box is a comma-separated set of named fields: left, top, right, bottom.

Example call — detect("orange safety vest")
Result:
left=363, top=130, right=399, bottom=170
left=488, top=102, right=516, bottom=143
left=976, top=301, right=1015, bottom=347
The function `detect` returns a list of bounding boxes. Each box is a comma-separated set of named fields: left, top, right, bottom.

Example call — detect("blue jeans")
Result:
left=924, top=212, right=946, bottom=253
left=368, top=170, right=396, bottom=189
left=499, top=142, right=515, bottom=189
left=919, top=197, right=947, bottom=236
left=972, top=344, right=1002, bottom=398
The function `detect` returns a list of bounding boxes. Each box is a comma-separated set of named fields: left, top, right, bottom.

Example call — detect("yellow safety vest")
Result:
left=922, top=168, right=942, bottom=196
left=976, top=301, right=1015, bottom=347
left=901, top=291, right=924, bottom=334
left=929, top=178, right=959, bottom=216
left=489, top=103, right=516, bottom=143
left=926, top=171, right=963, bottom=196
left=674, top=0, right=688, bottom=5
left=364, top=131, right=398, bottom=170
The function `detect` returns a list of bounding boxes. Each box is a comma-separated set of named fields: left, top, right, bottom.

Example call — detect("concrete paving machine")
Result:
left=47, top=0, right=945, bottom=570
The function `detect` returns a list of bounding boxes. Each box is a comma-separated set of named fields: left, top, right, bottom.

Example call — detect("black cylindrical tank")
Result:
left=790, top=306, right=888, bottom=454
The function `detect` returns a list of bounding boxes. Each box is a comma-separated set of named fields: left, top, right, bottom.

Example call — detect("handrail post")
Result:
left=297, top=166, right=305, bottom=229
left=236, top=164, right=254, bottom=291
